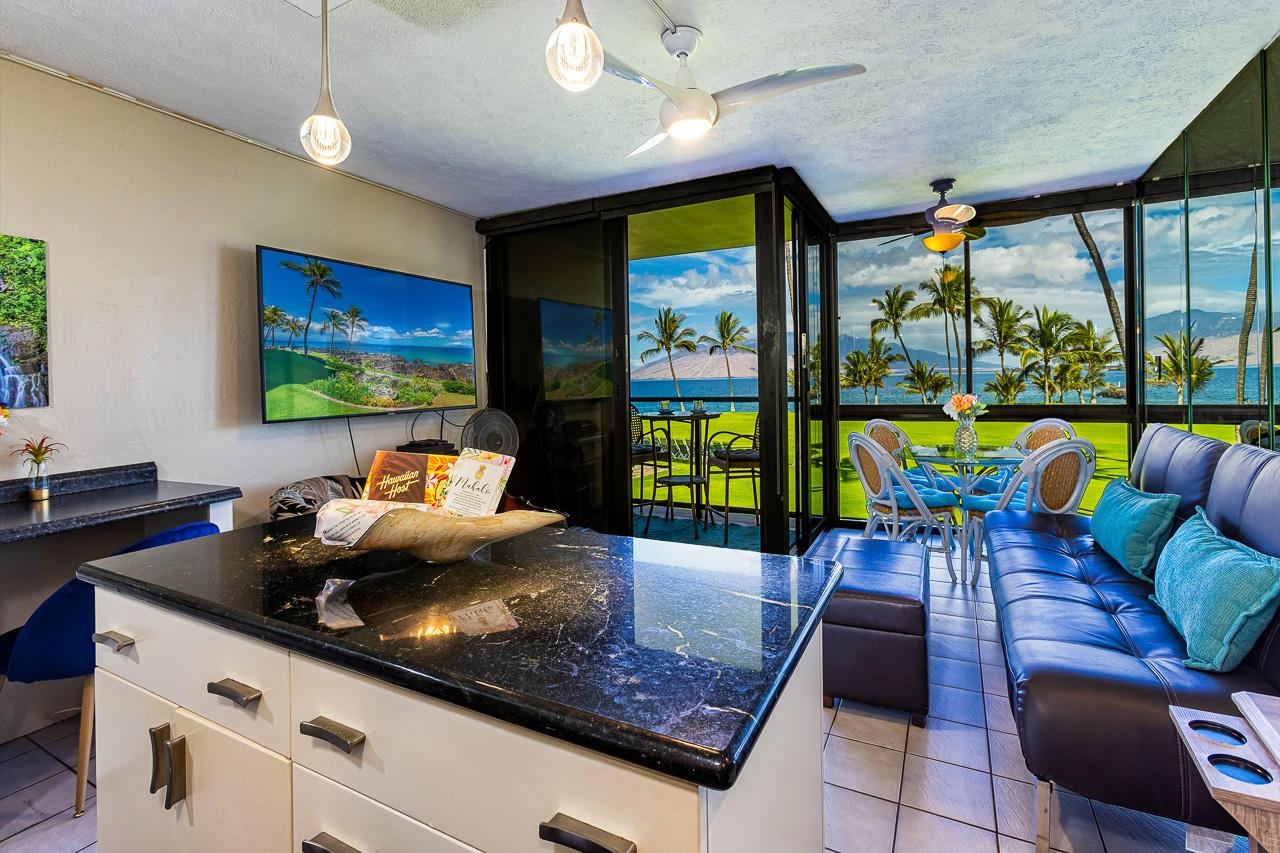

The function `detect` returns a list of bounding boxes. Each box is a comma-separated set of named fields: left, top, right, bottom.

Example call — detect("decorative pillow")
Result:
left=1091, top=478, right=1180, bottom=582
left=1153, top=508, right=1280, bottom=673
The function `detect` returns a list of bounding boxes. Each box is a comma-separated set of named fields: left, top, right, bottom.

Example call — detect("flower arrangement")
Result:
left=0, top=404, right=8, bottom=437
left=943, top=393, right=987, bottom=423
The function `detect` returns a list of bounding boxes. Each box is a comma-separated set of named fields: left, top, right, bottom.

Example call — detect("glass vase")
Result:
left=954, top=416, right=978, bottom=458
left=28, top=460, right=50, bottom=501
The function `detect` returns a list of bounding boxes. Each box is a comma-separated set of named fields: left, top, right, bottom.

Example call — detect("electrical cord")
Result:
left=346, top=418, right=362, bottom=477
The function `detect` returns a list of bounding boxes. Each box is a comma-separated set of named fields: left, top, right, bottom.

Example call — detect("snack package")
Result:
left=361, top=451, right=457, bottom=505
left=439, top=448, right=517, bottom=517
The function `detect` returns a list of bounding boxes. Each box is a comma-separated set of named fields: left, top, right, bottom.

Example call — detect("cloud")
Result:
left=630, top=260, right=758, bottom=309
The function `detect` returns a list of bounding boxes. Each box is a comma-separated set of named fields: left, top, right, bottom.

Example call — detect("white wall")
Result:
left=0, top=59, right=485, bottom=524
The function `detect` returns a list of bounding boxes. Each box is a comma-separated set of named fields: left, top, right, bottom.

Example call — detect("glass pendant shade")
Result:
left=300, top=0, right=352, bottom=166
left=546, top=0, right=604, bottom=92
left=922, top=231, right=964, bottom=253
left=300, top=92, right=351, bottom=165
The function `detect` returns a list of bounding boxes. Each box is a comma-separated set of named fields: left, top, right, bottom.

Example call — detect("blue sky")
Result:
left=540, top=299, right=610, bottom=356
left=628, top=247, right=758, bottom=369
left=260, top=248, right=474, bottom=349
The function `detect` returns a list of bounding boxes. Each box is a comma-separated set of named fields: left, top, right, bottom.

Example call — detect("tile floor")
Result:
left=821, top=551, right=1250, bottom=853
left=0, top=716, right=96, bottom=852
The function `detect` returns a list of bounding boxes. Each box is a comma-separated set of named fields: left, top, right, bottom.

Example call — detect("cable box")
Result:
left=396, top=439, right=457, bottom=455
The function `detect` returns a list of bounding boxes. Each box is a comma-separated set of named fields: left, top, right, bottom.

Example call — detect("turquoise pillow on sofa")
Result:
left=1091, top=478, right=1179, bottom=582
left=1153, top=508, right=1280, bottom=673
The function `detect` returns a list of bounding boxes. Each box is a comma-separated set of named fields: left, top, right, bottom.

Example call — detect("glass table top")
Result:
left=904, top=444, right=1024, bottom=467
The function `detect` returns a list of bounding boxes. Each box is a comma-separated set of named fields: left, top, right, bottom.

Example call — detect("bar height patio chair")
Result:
left=705, top=415, right=762, bottom=544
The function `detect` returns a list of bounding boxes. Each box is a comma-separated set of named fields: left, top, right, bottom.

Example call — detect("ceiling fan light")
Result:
left=922, top=231, right=964, bottom=253
left=546, top=0, right=604, bottom=92
left=666, top=116, right=713, bottom=140
left=934, top=203, right=976, bottom=223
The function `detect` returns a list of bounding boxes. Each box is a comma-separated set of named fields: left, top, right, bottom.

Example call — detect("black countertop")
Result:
left=0, top=462, right=241, bottom=545
left=78, top=517, right=840, bottom=789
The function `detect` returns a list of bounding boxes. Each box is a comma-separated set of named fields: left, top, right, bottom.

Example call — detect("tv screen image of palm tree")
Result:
left=258, top=248, right=476, bottom=423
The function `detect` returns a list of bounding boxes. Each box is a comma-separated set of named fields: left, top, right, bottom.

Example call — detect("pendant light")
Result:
left=546, top=0, right=604, bottom=92
left=300, top=0, right=352, bottom=166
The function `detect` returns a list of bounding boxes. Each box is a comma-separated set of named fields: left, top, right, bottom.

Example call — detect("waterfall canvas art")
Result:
left=0, top=234, right=49, bottom=408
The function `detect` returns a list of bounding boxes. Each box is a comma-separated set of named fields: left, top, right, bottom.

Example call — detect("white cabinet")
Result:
left=94, top=590, right=824, bottom=853
left=95, top=669, right=291, bottom=853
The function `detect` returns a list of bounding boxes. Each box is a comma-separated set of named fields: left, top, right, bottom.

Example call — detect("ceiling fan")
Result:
left=879, top=179, right=988, bottom=253
left=603, top=26, right=866, bottom=157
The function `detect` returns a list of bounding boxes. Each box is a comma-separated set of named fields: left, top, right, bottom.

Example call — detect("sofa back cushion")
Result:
left=1130, top=424, right=1228, bottom=523
left=1204, top=444, right=1280, bottom=688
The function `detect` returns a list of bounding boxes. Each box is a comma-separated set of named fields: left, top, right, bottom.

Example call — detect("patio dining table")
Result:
left=639, top=410, right=721, bottom=535
left=904, top=444, right=1025, bottom=585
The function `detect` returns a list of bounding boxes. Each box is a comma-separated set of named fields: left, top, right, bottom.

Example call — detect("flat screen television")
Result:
left=257, top=246, right=476, bottom=424
left=539, top=298, right=612, bottom=401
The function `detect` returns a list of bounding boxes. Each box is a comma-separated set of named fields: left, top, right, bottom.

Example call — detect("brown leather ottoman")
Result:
left=805, top=531, right=930, bottom=721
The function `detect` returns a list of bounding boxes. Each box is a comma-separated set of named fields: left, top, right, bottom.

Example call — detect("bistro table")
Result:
left=640, top=410, right=721, bottom=538
left=904, top=444, right=1025, bottom=585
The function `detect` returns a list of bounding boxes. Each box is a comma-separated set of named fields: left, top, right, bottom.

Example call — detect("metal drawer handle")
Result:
left=93, top=630, right=135, bottom=653
left=302, top=832, right=362, bottom=853
left=539, top=813, right=637, bottom=853
left=207, top=677, right=262, bottom=708
left=148, top=723, right=171, bottom=794
left=162, top=735, right=187, bottom=810
left=299, top=716, right=366, bottom=754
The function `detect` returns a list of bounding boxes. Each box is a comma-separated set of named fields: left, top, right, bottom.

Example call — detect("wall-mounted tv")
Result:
left=257, top=246, right=476, bottom=424
left=539, top=298, right=612, bottom=401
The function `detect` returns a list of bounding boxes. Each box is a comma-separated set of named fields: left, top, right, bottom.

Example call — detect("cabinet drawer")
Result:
left=294, top=764, right=479, bottom=853
left=95, top=589, right=291, bottom=756
left=291, top=655, right=702, bottom=853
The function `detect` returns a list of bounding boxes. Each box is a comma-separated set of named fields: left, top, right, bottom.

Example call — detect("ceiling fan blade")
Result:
left=713, top=63, right=866, bottom=118
left=877, top=231, right=926, bottom=246
left=627, top=130, right=669, bottom=158
left=960, top=226, right=987, bottom=240
left=604, top=53, right=680, bottom=100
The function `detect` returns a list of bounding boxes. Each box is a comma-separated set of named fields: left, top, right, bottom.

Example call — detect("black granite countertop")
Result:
left=0, top=462, right=241, bottom=544
left=78, top=517, right=840, bottom=789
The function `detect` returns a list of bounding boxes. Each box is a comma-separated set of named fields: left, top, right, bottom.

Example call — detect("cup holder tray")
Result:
left=1170, top=705, right=1280, bottom=807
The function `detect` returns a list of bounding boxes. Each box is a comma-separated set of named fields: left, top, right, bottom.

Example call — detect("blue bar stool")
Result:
left=0, top=522, right=220, bottom=818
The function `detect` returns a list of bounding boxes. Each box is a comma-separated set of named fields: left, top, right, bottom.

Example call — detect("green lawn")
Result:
left=632, top=416, right=1241, bottom=521
left=264, top=349, right=371, bottom=420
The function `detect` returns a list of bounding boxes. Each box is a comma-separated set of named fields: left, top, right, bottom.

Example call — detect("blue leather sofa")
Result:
left=984, top=424, right=1280, bottom=836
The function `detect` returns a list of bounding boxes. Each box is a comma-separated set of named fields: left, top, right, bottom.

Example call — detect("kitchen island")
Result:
left=78, top=517, right=840, bottom=852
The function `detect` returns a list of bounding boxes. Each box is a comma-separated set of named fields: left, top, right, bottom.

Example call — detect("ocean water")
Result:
left=630, top=367, right=1278, bottom=412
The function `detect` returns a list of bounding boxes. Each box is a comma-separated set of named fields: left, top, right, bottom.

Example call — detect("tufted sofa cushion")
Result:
left=983, top=425, right=1280, bottom=834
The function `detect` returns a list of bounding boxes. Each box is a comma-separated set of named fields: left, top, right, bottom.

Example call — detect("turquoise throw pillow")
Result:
left=1153, top=508, right=1280, bottom=673
left=1091, top=478, right=1180, bottom=582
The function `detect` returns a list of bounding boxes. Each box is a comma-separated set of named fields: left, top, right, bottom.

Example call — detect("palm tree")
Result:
left=1236, top=245, right=1259, bottom=404
left=984, top=368, right=1027, bottom=405
left=262, top=305, right=287, bottom=347
left=342, top=305, right=368, bottom=351
left=697, top=310, right=755, bottom=412
left=1073, top=320, right=1122, bottom=403
left=864, top=335, right=902, bottom=405
left=636, top=307, right=699, bottom=410
left=1071, top=212, right=1126, bottom=361
left=913, top=265, right=969, bottom=390
left=1018, top=307, right=1080, bottom=404
left=898, top=360, right=949, bottom=404
left=973, top=298, right=1030, bottom=371
left=282, top=317, right=306, bottom=351
left=320, top=308, right=347, bottom=353
left=1147, top=330, right=1224, bottom=405
left=280, top=258, right=342, bottom=356
left=841, top=350, right=872, bottom=404
left=1053, top=361, right=1087, bottom=404
left=870, top=285, right=919, bottom=367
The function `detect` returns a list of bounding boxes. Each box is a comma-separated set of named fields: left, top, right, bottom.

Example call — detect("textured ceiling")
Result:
left=2, top=0, right=1279, bottom=221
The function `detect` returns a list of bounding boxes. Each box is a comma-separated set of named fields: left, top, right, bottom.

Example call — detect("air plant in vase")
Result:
left=11, top=435, right=67, bottom=501
left=942, top=393, right=987, bottom=457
